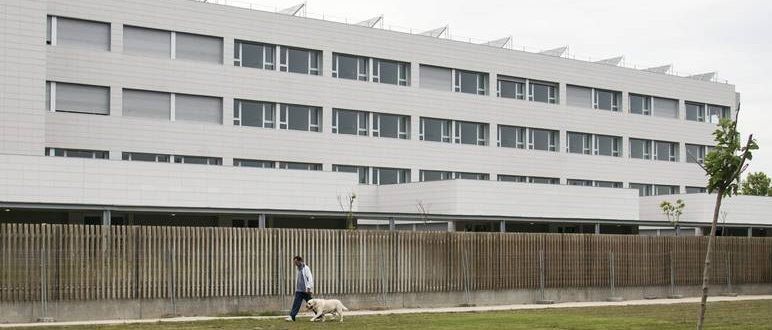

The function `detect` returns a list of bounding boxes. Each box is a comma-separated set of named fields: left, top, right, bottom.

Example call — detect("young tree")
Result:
left=659, top=199, right=685, bottom=235
left=740, top=171, right=771, bottom=196
left=416, top=200, right=429, bottom=230
left=694, top=113, right=758, bottom=329
left=337, top=192, right=357, bottom=230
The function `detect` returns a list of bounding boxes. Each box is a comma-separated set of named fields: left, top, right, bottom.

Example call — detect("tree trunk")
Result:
left=697, top=188, right=724, bottom=329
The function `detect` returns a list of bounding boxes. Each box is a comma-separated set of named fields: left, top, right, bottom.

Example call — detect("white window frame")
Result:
left=234, top=40, right=275, bottom=70
left=527, top=80, right=558, bottom=104
left=278, top=104, right=321, bottom=132
left=371, top=113, right=409, bottom=139
left=454, top=121, right=488, bottom=146
left=630, top=94, right=651, bottom=115
left=233, top=99, right=275, bottom=128
left=332, top=109, right=369, bottom=136
left=332, top=53, right=368, bottom=81
left=496, top=125, right=526, bottom=149
left=496, top=78, right=525, bottom=99
left=528, top=128, right=557, bottom=151
left=592, top=88, right=620, bottom=112
left=419, top=117, right=451, bottom=143
left=593, top=134, right=621, bottom=157
left=47, top=16, right=58, bottom=46
left=453, top=69, right=487, bottom=95
left=372, top=167, right=410, bottom=185
left=278, top=45, right=320, bottom=75
left=122, top=152, right=171, bottom=162
left=371, top=59, right=410, bottom=86
left=653, top=141, right=678, bottom=162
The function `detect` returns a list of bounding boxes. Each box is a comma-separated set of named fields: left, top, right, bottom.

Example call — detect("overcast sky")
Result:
left=236, top=0, right=771, bottom=176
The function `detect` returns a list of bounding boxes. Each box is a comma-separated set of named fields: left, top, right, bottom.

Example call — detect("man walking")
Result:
left=286, top=255, right=314, bottom=321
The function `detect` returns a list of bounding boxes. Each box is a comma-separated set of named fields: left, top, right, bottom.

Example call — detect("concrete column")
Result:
left=111, top=21, right=123, bottom=53
left=694, top=227, right=703, bottom=236
left=678, top=99, right=686, bottom=120
left=621, top=91, right=630, bottom=113
left=101, top=210, right=112, bottom=226
left=322, top=106, right=333, bottom=134
left=322, top=50, right=333, bottom=77
left=258, top=214, right=266, bottom=229
left=111, top=84, right=123, bottom=117
left=558, top=82, right=567, bottom=105
left=410, top=61, right=420, bottom=87
left=223, top=97, right=234, bottom=126
left=747, top=227, right=753, bottom=237
left=595, top=223, right=601, bottom=235
left=223, top=37, right=234, bottom=66
left=499, top=220, right=506, bottom=233
left=388, top=218, right=395, bottom=231
left=447, top=221, right=455, bottom=232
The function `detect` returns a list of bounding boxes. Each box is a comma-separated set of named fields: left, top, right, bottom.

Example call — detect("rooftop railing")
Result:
left=195, top=0, right=729, bottom=84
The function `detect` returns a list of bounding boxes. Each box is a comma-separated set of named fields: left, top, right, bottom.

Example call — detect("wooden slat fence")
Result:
left=0, top=224, right=770, bottom=302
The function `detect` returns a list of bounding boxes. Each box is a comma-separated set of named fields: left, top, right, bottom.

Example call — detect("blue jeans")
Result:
left=290, top=291, right=312, bottom=320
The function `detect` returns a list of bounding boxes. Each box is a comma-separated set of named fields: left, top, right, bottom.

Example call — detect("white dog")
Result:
left=306, top=298, right=349, bottom=322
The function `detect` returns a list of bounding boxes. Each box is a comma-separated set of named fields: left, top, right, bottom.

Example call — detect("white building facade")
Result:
left=0, top=0, right=769, bottom=235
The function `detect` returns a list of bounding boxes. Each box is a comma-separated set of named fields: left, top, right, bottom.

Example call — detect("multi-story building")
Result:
left=0, top=0, right=769, bottom=235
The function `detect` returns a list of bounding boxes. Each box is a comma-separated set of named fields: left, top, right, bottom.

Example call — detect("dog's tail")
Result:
left=340, top=303, right=349, bottom=311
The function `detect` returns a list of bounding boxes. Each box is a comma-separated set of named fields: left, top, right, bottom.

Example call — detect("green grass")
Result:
left=14, top=300, right=772, bottom=330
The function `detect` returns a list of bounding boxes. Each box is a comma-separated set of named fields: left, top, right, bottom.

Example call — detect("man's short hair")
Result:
left=293, top=256, right=303, bottom=262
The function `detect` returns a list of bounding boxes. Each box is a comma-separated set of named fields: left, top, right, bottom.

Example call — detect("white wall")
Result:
left=639, top=194, right=772, bottom=225
left=360, top=180, right=639, bottom=220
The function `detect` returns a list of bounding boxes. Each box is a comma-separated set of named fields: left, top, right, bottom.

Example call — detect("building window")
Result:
left=234, top=159, right=276, bottom=168
left=372, top=167, right=410, bottom=185
left=652, top=97, right=679, bottom=119
left=175, top=32, right=223, bottom=64
left=122, top=152, right=170, bottom=162
left=47, top=82, right=110, bottom=115
left=497, top=175, right=527, bottom=183
left=454, top=70, right=488, bottom=95
left=454, top=121, right=488, bottom=145
left=529, top=128, right=559, bottom=151
left=333, top=165, right=369, bottom=184
left=420, top=170, right=453, bottom=182
left=567, top=179, right=593, bottom=186
left=372, top=113, right=410, bottom=139
left=279, top=161, right=322, bottom=171
left=123, top=89, right=171, bottom=119
left=123, top=26, right=171, bottom=58
left=595, top=181, right=624, bottom=188
left=629, top=183, right=653, bottom=197
left=566, top=85, right=592, bottom=108
left=567, top=132, right=592, bottom=155
left=707, top=105, right=730, bottom=123
left=686, top=186, right=707, bottom=194
left=629, top=94, right=651, bottom=115
left=528, top=81, right=558, bottom=104
left=173, top=155, right=222, bottom=165
left=47, top=16, right=110, bottom=50
left=654, top=141, right=679, bottom=162
left=685, top=144, right=712, bottom=164
left=629, top=138, right=652, bottom=160
left=372, top=58, right=409, bottom=86
left=594, top=134, right=622, bottom=157
left=497, top=125, right=526, bottom=149
left=234, top=40, right=275, bottom=70
left=497, top=76, right=525, bottom=100
left=234, top=99, right=275, bottom=128
left=686, top=102, right=705, bottom=122
left=655, top=185, right=680, bottom=196
left=594, top=89, right=621, bottom=111
left=279, top=46, right=321, bottom=75
left=420, top=117, right=452, bottom=143
left=46, top=147, right=108, bottom=159
left=332, top=109, right=368, bottom=136
left=175, top=94, right=223, bottom=124
left=279, top=104, right=321, bottom=132
left=332, top=53, right=368, bottom=81
left=419, top=65, right=452, bottom=91
left=455, top=172, right=489, bottom=180
left=529, top=177, right=560, bottom=185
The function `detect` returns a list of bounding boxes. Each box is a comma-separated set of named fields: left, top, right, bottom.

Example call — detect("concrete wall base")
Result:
left=2, top=284, right=771, bottom=323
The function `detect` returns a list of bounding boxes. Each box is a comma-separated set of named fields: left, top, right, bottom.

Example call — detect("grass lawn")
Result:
left=14, top=299, right=772, bottom=330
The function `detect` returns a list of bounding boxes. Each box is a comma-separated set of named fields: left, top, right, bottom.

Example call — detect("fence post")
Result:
left=668, top=251, right=682, bottom=299
left=721, top=251, right=738, bottom=296
left=166, top=246, right=177, bottom=316
left=38, top=224, right=53, bottom=322
left=535, top=250, right=553, bottom=304
left=607, top=252, right=622, bottom=301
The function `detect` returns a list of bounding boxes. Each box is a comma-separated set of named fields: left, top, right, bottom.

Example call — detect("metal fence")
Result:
left=1, top=224, right=771, bottom=304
